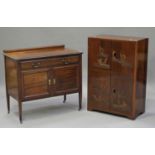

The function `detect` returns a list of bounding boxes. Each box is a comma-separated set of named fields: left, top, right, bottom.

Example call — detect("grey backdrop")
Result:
left=0, top=27, right=155, bottom=127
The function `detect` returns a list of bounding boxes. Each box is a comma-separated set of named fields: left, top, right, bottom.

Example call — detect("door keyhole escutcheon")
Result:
left=112, top=50, right=117, bottom=58
left=113, top=89, right=116, bottom=93
left=53, top=78, right=56, bottom=85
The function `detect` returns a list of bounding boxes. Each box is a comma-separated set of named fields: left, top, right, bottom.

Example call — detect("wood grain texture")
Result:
left=5, top=57, right=19, bottom=100
left=88, top=39, right=111, bottom=111
left=22, top=69, right=50, bottom=100
left=90, top=34, right=146, bottom=42
left=20, top=56, right=79, bottom=70
left=88, top=35, right=148, bottom=119
left=3, top=45, right=81, bottom=60
left=135, top=39, right=148, bottom=116
left=52, top=64, right=80, bottom=95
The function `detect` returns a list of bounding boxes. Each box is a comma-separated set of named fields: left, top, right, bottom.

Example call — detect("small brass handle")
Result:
left=33, top=65, right=39, bottom=68
left=32, top=62, right=41, bottom=68
left=62, top=58, right=69, bottom=65
left=64, top=61, right=69, bottom=65
left=48, top=79, right=51, bottom=85
left=53, top=78, right=56, bottom=85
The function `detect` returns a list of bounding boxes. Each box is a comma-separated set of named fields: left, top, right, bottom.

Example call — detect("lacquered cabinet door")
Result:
left=88, top=68, right=111, bottom=110
left=22, top=69, right=50, bottom=100
left=110, top=41, right=136, bottom=115
left=88, top=39, right=111, bottom=110
left=88, top=39, right=112, bottom=69
left=52, top=64, right=80, bottom=95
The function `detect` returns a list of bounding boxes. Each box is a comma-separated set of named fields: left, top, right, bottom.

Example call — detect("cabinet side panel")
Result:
left=5, top=57, right=18, bottom=100
left=136, top=39, right=148, bottom=115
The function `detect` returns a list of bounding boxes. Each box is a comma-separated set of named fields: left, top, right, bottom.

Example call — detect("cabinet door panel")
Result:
left=52, top=64, right=79, bottom=95
left=88, top=39, right=111, bottom=110
left=22, top=69, right=50, bottom=100
left=88, top=68, right=110, bottom=110
left=110, top=41, right=136, bottom=114
left=88, top=38, right=111, bottom=69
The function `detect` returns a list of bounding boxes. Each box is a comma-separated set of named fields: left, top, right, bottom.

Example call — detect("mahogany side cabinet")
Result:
left=3, top=45, right=82, bottom=123
left=88, top=35, right=148, bottom=119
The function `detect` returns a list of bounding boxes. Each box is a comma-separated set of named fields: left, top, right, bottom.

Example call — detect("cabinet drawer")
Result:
left=20, top=56, right=80, bottom=70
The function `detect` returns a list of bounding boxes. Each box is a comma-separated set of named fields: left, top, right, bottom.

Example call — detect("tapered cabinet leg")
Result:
left=18, top=101, right=23, bottom=124
left=63, top=94, right=67, bottom=103
left=78, top=54, right=82, bottom=111
left=6, top=93, right=10, bottom=114
left=78, top=92, right=82, bottom=111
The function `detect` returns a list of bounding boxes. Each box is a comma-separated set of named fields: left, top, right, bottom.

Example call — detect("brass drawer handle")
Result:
left=32, top=62, right=41, bottom=68
left=62, top=58, right=69, bottom=65
left=64, top=61, right=69, bottom=65
left=33, top=65, right=39, bottom=68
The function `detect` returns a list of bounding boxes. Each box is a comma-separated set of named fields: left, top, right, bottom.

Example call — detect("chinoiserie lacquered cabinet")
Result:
left=88, top=35, right=148, bottom=119
left=4, top=45, right=82, bottom=123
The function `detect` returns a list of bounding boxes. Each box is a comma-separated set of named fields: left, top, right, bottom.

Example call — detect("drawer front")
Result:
left=21, top=56, right=80, bottom=70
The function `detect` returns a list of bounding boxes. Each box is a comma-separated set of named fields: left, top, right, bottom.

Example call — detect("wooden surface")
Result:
left=89, top=34, right=146, bottom=42
left=88, top=35, right=148, bottom=119
left=4, top=45, right=82, bottom=123
left=5, top=57, right=20, bottom=102
left=4, top=45, right=82, bottom=60
left=52, top=64, right=80, bottom=95
left=20, top=56, right=79, bottom=70
left=22, top=69, right=50, bottom=100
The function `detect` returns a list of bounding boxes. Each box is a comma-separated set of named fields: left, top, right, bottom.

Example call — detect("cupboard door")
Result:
left=110, top=41, right=136, bottom=115
left=88, top=68, right=111, bottom=110
left=88, top=39, right=111, bottom=110
left=22, top=69, right=50, bottom=100
left=52, top=64, right=79, bottom=95
left=88, top=38, right=111, bottom=69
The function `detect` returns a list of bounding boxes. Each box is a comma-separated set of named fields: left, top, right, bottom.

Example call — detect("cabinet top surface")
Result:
left=3, top=45, right=82, bottom=60
left=89, top=34, right=148, bottom=42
